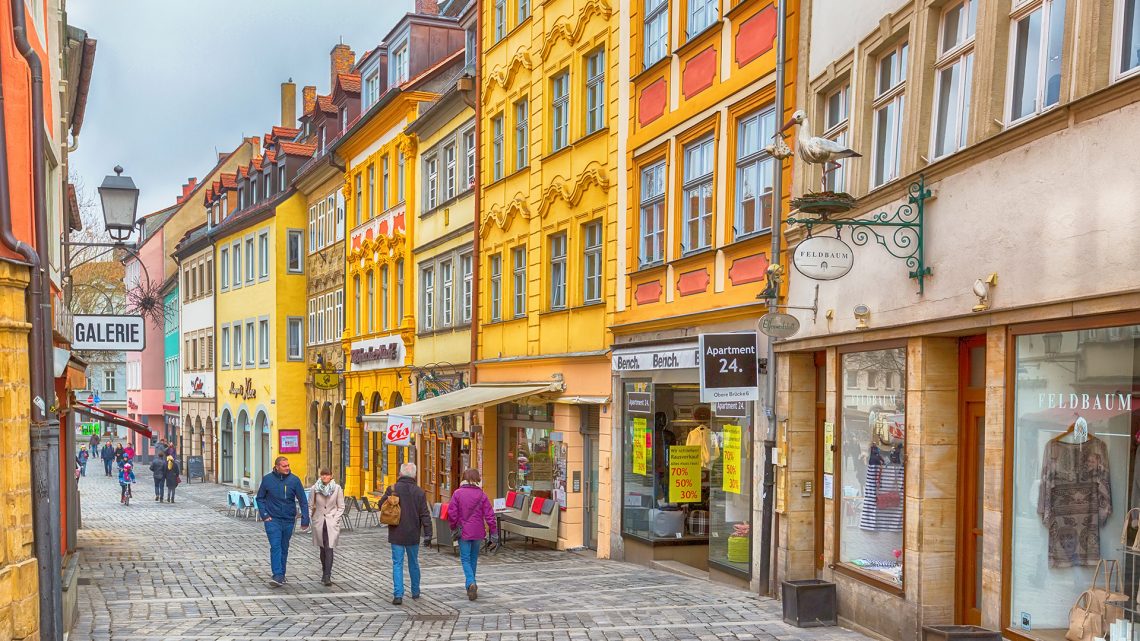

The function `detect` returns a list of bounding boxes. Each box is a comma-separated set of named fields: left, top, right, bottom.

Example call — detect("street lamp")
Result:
left=97, top=165, right=139, bottom=242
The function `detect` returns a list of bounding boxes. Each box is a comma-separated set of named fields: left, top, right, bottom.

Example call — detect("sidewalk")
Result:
left=72, top=473, right=869, bottom=640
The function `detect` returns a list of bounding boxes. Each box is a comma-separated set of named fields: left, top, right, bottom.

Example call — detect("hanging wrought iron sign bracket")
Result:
left=785, top=175, right=932, bottom=295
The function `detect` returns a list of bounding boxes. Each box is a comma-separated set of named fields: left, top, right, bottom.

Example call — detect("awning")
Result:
left=553, top=395, right=610, bottom=405
left=363, top=382, right=562, bottom=431
left=73, top=401, right=154, bottom=438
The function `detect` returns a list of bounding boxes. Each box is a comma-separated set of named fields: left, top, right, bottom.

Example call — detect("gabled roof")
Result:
left=316, top=94, right=337, bottom=114
left=335, top=73, right=361, bottom=94
left=250, top=155, right=264, bottom=172
left=237, top=166, right=249, bottom=178
left=277, top=140, right=317, bottom=157
left=219, top=172, right=237, bottom=189
left=264, top=149, right=278, bottom=164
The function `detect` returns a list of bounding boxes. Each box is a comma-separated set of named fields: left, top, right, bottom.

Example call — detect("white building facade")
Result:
left=175, top=226, right=218, bottom=482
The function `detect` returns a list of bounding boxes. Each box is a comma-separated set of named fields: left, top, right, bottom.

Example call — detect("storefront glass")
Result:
left=838, top=347, right=907, bottom=586
left=620, top=381, right=753, bottom=573
left=500, top=402, right=555, bottom=498
left=1010, top=325, right=1139, bottom=638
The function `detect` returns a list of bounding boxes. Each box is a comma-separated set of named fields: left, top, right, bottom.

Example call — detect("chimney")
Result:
left=330, top=44, right=356, bottom=89
left=280, top=80, right=297, bottom=129
left=177, top=178, right=198, bottom=204
left=415, top=0, right=439, bottom=15
left=302, top=85, right=317, bottom=115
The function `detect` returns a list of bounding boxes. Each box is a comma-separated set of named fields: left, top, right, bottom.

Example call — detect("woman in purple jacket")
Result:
left=447, top=469, right=498, bottom=600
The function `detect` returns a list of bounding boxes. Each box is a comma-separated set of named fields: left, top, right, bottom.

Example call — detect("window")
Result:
left=238, top=184, right=245, bottom=210
left=518, top=0, right=530, bottom=22
left=222, top=326, right=231, bottom=367
left=513, top=101, right=528, bottom=171
left=245, top=321, right=255, bottom=366
left=839, top=347, right=906, bottom=586
left=232, top=243, right=242, bottom=288
left=426, top=155, right=439, bottom=210
left=466, top=26, right=477, bottom=66
left=266, top=171, right=273, bottom=198
left=309, top=206, right=317, bottom=254
left=872, top=42, right=908, bottom=187
left=245, top=238, right=255, bottom=283
left=368, top=164, right=376, bottom=219
left=461, top=254, right=473, bottom=323
left=551, top=73, right=570, bottom=151
left=353, top=275, right=361, bottom=333
left=381, top=155, right=390, bottom=211
left=392, top=45, right=409, bottom=85
left=381, top=265, right=390, bottom=331
left=309, top=298, right=316, bottom=345
left=339, top=108, right=347, bottom=134
left=320, top=127, right=326, bottom=153
left=444, top=144, right=457, bottom=200
left=354, top=174, right=362, bottom=225
left=422, top=266, right=435, bottom=330
left=397, top=153, right=405, bottom=203
left=286, top=318, right=303, bottom=360
left=279, top=165, right=286, bottom=193
left=258, top=231, right=269, bottom=278
left=682, top=136, right=715, bottom=253
left=396, top=259, right=404, bottom=324
left=494, top=0, right=506, bottom=41
left=489, top=254, right=502, bottom=322
left=585, top=50, right=606, bottom=134
left=104, top=368, right=116, bottom=393
left=492, top=114, right=504, bottom=180
left=441, top=260, right=453, bottom=325
left=1009, top=0, right=1065, bottom=122
left=334, top=193, right=345, bottom=242
left=317, top=198, right=326, bottom=249
left=639, top=161, right=666, bottom=266
left=259, top=319, right=269, bottom=365
left=549, top=232, right=567, bottom=310
left=933, top=0, right=977, bottom=158
left=334, top=289, right=343, bottom=338
left=688, top=0, right=717, bottom=36
left=512, top=246, right=527, bottom=318
left=822, top=85, right=849, bottom=192
left=583, top=221, right=602, bottom=304
left=1119, top=0, right=1140, bottom=77
left=365, top=69, right=380, bottom=107
left=287, top=230, right=303, bottom=273
left=367, top=271, right=375, bottom=333
left=735, top=107, right=776, bottom=238
left=250, top=177, right=258, bottom=204
left=644, top=0, right=669, bottom=66
left=464, top=130, right=476, bottom=189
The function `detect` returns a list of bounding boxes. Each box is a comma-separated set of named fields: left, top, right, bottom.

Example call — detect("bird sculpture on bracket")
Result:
left=776, top=109, right=862, bottom=192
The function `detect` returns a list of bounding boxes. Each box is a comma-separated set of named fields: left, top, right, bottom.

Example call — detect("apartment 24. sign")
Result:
left=699, top=332, right=759, bottom=403
left=229, top=378, right=256, bottom=400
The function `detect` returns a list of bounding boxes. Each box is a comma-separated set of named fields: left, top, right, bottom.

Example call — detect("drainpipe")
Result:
left=758, top=0, right=788, bottom=599
left=10, top=0, right=64, bottom=637
left=469, top=10, right=482, bottom=387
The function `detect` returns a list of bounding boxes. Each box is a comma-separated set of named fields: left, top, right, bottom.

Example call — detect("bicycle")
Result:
left=121, top=483, right=133, bottom=506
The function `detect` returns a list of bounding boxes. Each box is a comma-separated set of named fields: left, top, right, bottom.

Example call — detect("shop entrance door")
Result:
left=583, top=431, right=600, bottom=550
left=957, top=336, right=986, bottom=625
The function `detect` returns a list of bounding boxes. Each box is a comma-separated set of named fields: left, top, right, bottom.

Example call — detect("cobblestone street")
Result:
left=71, top=474, right=866, bottom=641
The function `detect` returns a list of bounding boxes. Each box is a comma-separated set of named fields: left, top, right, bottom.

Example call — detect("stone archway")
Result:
left=220, top=409, right=234, bottom=484
left=255, top=411, right=270, bottom=479
left=204, top=416, right=216, bottom=482
left=237, top=409, right=250, bottom=481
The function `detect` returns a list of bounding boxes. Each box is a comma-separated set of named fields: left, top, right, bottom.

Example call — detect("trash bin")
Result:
left=781, top=579, right=837, bottom=628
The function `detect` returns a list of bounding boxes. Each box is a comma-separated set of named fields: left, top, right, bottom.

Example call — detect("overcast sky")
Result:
left=69, top=0, right=411, bottom=217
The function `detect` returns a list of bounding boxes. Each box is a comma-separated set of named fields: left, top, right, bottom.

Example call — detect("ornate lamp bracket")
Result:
left=785, top=175, right=932, bottom=295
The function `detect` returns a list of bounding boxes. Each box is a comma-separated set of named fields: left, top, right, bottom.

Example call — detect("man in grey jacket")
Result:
left=380, top=462, right=432, bottom=605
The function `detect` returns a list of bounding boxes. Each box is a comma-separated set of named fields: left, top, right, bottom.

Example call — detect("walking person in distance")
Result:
left=76, top=446, right=89, bottom=477
left=447, top=469, right=498, bottom=601
left=164, top=454, right=181, bottom=503
left=256, top=456, right=310, bottom=587
left=309, top=467, right=345, bottom=586
left=100, top=441, right=114, bottom=476
left=149, top=453, right=166, bottom=502
left=380, top=462, right=432, bottom=605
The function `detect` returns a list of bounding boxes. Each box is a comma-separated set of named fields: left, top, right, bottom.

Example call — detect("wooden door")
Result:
left=957, top=336, right=986, bottom=625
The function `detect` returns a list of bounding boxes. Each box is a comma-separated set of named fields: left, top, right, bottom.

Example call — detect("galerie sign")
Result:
left=699, top=333, right=759, bottom=403
left=72, top=314, right=145, bottom=351
left=349, top=335, right=405, bottom=371
left=793, top=236, right=854, bottom=280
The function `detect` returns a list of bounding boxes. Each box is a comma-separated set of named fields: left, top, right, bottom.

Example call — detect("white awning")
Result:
left=363, top=381, right=562, bottom=430
left=552, top=395, right=611, bottom=405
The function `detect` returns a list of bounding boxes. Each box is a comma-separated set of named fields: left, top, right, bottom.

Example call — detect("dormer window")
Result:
left=266, top=172, right=273, bottom=198
left=251, top=176, right=259, bottom=203
left=279, top=165, right=286, bottom=192
left=238, top=185, right=245, bottom=209
left=222, top=193, right=228, bottom=214
left=320, top=126, right=326, bottom=153
left=392, top=44, right=409, bottom=85
left=340, top=108, right=348, bottom=133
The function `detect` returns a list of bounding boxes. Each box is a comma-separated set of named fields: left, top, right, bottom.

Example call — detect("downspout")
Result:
left=11, top=0, right=64, bottom=637
left=758, top=0, right=788, bottom=599
left=469, top=8, right=482, bottom=387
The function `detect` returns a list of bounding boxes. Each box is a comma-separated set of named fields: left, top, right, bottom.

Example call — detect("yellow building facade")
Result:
left=610, top=0, right=799, bottom=587
left=478, top=0, right=619, bottom=554
left=212, top=146, right=313, bottom=487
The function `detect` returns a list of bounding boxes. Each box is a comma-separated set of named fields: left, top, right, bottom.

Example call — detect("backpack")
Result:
left=380, top=486, right=401, bottom=526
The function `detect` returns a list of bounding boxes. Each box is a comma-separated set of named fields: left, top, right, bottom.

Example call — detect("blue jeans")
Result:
left=458, top=539, right=481, bottom=589
left=391, top=544, right=421, bottom=598
left=263, top=518, right=295, bottom=579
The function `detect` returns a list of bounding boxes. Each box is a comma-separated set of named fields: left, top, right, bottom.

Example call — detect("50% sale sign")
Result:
left=668, top=445, right=702, bottom=503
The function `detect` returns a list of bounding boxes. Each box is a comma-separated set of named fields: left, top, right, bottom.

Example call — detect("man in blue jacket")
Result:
left=256, top=456, right=310, bottom=587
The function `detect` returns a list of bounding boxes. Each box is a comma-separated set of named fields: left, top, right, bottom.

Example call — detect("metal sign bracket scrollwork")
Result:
left=786, top=176, right=933, bottom=295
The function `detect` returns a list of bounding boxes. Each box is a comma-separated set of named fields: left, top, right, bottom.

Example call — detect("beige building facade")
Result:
left=774, top=1, right=1140, bottom=640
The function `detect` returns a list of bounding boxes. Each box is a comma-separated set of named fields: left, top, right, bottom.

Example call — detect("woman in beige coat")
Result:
left=310, top=468, right=345, bottom=586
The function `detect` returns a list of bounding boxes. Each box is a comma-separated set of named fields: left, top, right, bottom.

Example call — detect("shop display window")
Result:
left=621, top=381, right=753, bottom=574
left=1009, top=325, right=1140, bottom=639
left=500, top=402, right=556, bottom=498
left=838, top=347, right=907, bottom=586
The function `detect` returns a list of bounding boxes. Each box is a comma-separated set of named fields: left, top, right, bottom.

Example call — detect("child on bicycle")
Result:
left=119, top=462, right=135, bottom=504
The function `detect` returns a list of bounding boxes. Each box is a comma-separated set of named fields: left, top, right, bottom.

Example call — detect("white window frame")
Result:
left=444, top=143, right=457, bottom=200
left=334, top=193, right=345, bottom=242
left=231, top=242, right=242, bottom=289
left=245, top=321, right=255, bottom=367
left=550, top=232, right=567, bottom=310
left=1005, top=0, right=1066, bottom=125
left=512, top=246, right=527, bottom=318
left=308, top=204, right=317, bottom=255
left=644, top=0, right=669, bottom=67
left=492, top=114, right=504, bottom=180
left=821, top=84, right=849, bottom=193
left=368, top=164, right=376, bottom=219
left=367, top=270, right=375, bottom=333
left=381, top=155, right=390, bottom=211
left=681, top=136, right=714, bottom=253
left=551, top=73, right=570, bottom=152
left=259, top=318, right=270, bottom=366
left=244, top=237, right=255, bottom=284
left=735, top=107, right=776, bottom=239
left=286, top=230, right=304, bottom=273
left=871, top=42, right=908, bottom=188
left=518, top=0, right=530, bottom=22
left=335, top=289, right=343, bottom=339
left=490, top=254, right=502, bottom=322
left=220, top=247, right=230, bottom=289
left=104, top=368, right=116, bottom=393
left=441, top=260, right=453, bottom=326
left=353, top=275, right=361, bottom=333
left=392, top=44, right=409, bottom=85
left=221, top=325, right=231, bottom=368
left=258, top=230, right=270, bottom=279
left=514, top=100, right=529, bottom=171
left=639, top=161, right=666, bottom=266
left=426, top=155, right=439, bottom=210
left=381, top=265, right=390, bottom=331
left=286, top=317, right=303, bottom=361
left=583, top=221, right=602, bottom=304
left=354, top=174, right=362, bottom=226
left=464, top=130, right=476, bottom=189
left=494, top=0, right=506, bottom=41
left=1115, top=0, right=1140, bottom=80
left=931, top=1, right=976, bottom=159
left=687, top=0, right=717, bottom=37
left=586, top=50, right=606, bottom=134
left=461, top=254, right=473, bottom=323
left=397, top=153, right=405, bottom=203
left=422, top=265, right=435, bottom=331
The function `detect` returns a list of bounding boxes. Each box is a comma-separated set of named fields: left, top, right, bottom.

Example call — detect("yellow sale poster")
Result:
left=722, top=424, right=741, bottom=494
left=669, top=445, right=701, bottom=503
left=632, top=417, right=648, bottom=475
